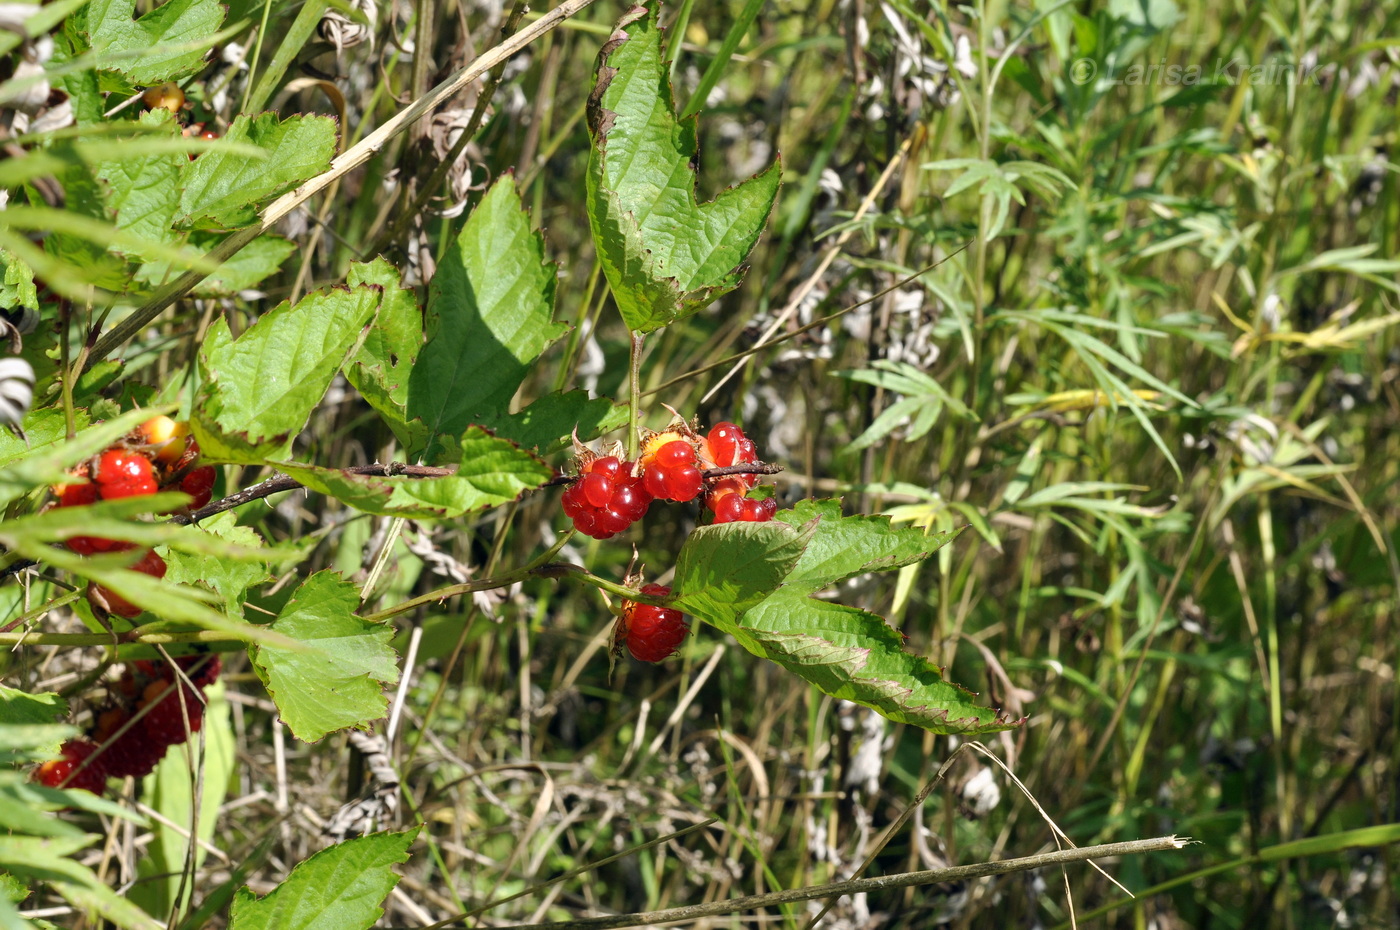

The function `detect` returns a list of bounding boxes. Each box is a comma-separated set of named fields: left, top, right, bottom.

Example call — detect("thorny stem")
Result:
left=1, top=562, right=670, bottom=645
left=0, top=461, right=782, bottom=582
left=461, top=836, right=1191, bottom=930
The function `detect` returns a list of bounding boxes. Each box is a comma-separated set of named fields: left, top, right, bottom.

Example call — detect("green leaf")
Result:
left=677, top=500, right=1016, bottom=735
left=406, top=177, right=565, bottom=460
left=343, top=258, right=426, bottom=449
left=95, top=109, right=184, bottom=258
left=671, top=521, right=813, bottom=624
left=586, top=2, right=780, bottom=333
left=774, top=499, right=965, bottom=590
left=0, top=834, right=163, bottom=930
left=480, top=389, right=630, bottom=452
left=272, top=428, right=552, bottom=519
left=137, top=232, right=296, bottom=295
left=193, top=284, right=382, bottom=463
left=0, top=687, right=66, bottom=728
left=250, top=572, right=399, bottom=743
left=228, top=830, right=416, bottom=930
left=163, top=513, right=273, bottom=622
left=0, top=405, right=151, bottom=506
left=0, top=246, right=38, bottom=311
left=179, top=114, right=338, bottom=229
left=82, top=0, right=225, bottom=84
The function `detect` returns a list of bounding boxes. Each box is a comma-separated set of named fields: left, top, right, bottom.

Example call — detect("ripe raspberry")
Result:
left=54, top=478, right=98, bottom=508
left=94, top=449, right=158, bottom=500
left=703, top=422, right=759, bottom=489
left=89, top=549, right=166, bottom=619
left=34, top=739, right=107, bottom=794
left=179, top=465, right=216, bottom=509
left=641, top=438, right=704, bottom=502
left=561, top=456, right=652, bottom=539
left=139, top=678, right=205, bottom=747
left=705, top=477, right=778, bottom=525
left=622, top=584, right=689, bottom=662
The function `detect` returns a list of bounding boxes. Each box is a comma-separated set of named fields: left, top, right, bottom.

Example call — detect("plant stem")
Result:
left=627, top=331, right=645, bottom=461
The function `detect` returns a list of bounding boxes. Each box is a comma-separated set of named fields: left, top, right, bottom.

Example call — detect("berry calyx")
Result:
left=622, top=584, right=689, bottom=662
left=34, top=739, right=107, bottom=794
left=94, top=449, right=158, bottom=500
left=88, top=549, right=167, bottom=619
left=562, top=455, right=652, bottom=539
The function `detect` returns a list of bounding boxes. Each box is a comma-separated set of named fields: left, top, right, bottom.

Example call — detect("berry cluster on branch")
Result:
left=49, top=416, right=216, bottom=619
left=562, top=417, right=781, bottom=664
left=33, top=653, right=222, bottom=795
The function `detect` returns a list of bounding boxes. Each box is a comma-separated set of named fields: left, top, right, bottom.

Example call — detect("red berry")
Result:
left=94, top=450, right=158, bottom=500
left=34, top=739, right=107, bottom=794
left=565, top=457, right=652, bottom=539
left=623, top=584, right=689, bottom=662
left=180, top=465, right=216, bottom=509
left=640, top=439, right=704, bottom=502
left=705, top=423, right=745, bottom=467
left=55, top=480, right=99, bottom=508
left=67, top=536, right=132, bottom=556
left=89, top=549, right=166, bottom=619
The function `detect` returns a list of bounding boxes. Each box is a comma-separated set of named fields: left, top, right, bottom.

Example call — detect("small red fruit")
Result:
left=562, top=455, right=652, bottom=539
left=641, top=439, right=704, bottom=502
left=179, top=465, right=216, bottom=509
left=34, top=739, right=107, bottom=794
left=88, top=549, right=167, bottom=619
left=94, top=450, right=158, bottom=500
left=54, top=479, right=98, bottom=508
left=622, top=584, right=689, bottom=662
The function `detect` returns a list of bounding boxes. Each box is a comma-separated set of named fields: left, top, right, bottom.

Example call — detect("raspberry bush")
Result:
left=15, top=0, right=1382, bottom=924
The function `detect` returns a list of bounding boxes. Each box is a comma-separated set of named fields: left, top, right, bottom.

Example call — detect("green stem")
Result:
left=627, top=331, right=645, bottom=461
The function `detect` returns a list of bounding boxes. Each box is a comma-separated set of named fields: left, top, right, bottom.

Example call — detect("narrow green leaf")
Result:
left=193, top=284, right=382, bottom=463
left=250, top=572, right=399, bottom=743
left=132, top=687, right=235, bottom=918
left=586, top=1, right=780, bottom=333
left=179, top=114, right=338, bottom=229
left=406, top=177, right=565, bottom=459
left=228, top=830, right=416, bottom=930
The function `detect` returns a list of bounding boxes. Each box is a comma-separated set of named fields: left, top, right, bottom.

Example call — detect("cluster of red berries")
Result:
left=570, top=418, right=780, bottom=664
left=563, top=420, right=775, bottom=542
left=52, top=416, right=217, bottom=618
left=618, top=584, right=689, bottom=662
left=33, top=653, right=222, bottom=795
left=560, top=455, right=651, bottom=539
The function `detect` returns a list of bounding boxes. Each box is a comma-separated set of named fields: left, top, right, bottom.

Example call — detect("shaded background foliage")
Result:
left=2, top=0, right=1399, bottom=926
